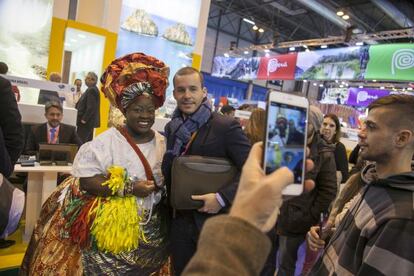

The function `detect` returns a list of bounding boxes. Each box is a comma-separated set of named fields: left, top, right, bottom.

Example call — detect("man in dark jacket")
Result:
left=76, top=72, right=100, bottom=143
left=275, top=106, right=337, bottom=276
left=0, top=76, right=23, bottom=176
left=162, top=67, right=251, bottom=275
left=25, top=101, right=81, bottom=153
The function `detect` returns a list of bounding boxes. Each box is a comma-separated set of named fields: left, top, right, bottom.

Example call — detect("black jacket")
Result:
left=75, top=86, right=100, bottom=128
left=334, top=141, right=349, bottom=183
left=162, top=112, right=251, bottom=228
left=0, top=76, right=23, bottom=176
left=277, top=133, right=337, bottom=235
left=25, top=123, right=82, bottom=153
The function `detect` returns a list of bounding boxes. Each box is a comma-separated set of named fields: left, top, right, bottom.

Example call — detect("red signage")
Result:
left=257, top=53, right=298, bottom=80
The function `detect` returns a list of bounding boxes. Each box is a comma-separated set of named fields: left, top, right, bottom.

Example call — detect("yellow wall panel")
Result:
left=47, top=17, right=66, bottom=77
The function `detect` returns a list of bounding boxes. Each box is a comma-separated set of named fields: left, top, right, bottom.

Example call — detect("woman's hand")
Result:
left=133, top=180, right=155, bottom=197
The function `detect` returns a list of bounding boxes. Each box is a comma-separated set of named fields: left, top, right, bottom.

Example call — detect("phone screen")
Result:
left=264, top=101, right=307, bottom=184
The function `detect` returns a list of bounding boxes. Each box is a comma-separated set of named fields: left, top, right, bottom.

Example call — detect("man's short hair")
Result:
left=221, top=105, right=235, bottom=115
left=45, top=101, right=63, bottom=113
left=0, top=62, right=8, bottom=74
left=173, top=67, right=204, bottom=87
left=368, top=94, right=414, bottom=132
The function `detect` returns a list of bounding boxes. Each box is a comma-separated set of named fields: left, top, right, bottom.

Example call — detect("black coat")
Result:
left=0, top=76, right=23, bottom=176
left=25, top=123, right=82, bottom=153
left=75, top=86, right=100, bottom=128
left=277, top=134, right=337, bottom=235
left=162, top=112, right=251, bottom=228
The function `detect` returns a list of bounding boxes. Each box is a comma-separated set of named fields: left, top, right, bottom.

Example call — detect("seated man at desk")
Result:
left=25, top=101, right=81, bottom=154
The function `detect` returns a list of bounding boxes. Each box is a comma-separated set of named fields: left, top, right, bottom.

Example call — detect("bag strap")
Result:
left=117, top=127, right=155, bottom=183
left=181, top=131, right=198, bottom=156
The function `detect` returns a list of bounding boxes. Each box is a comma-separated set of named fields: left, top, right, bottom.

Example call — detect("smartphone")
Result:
left=263, top=91, right=309, bottom=196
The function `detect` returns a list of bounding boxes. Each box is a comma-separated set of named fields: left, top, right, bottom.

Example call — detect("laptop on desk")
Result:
left=38, top=143, right=78, bottom=166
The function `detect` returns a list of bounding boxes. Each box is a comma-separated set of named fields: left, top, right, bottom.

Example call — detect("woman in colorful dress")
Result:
left=21, top=53, right=171, bottom=275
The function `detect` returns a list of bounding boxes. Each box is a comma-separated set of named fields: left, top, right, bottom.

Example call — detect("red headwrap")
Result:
left=100, top=53, right=169, bottom=113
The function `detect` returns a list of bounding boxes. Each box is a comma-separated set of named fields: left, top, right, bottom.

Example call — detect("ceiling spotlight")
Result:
left=355, top=42, right=364, bottom=46
left=244, top=50, right=249, bottom=54
left=339, top=84, right=344, bottom=88
left=373, top=79, right=377, bottom=82
left=341, top=81, right=346, bottom=85
left=264, top=49, right=270, bottom=53
left=335, top=80, right=339, bottom=83
left=320, top=45, right=328, bottom=49
left=319, top=84, right=324, bottom=87
left=359, top=85, right=363, bottom=88
left=303, top=45, right=308, bottom=49
left=265, top=53, right=270, bottom=57
left=336, top=11, right=344, bottom=16
left=289, top=47, right=295, bottom=51
left=303, top=80, right=308, bottom=82
left=258, top=28, right=264, bottom=33
left=380, top=86, right=385, bottom=89
left=408, top=87, right=413, bottom=91
left=342, top=14, right=350, bottom=20
left=224, top=53, right=229, bottom=58
left=313, top=83, right=317, bottom=86
left=253, top=25, right=259, bottom=30
left=243, top=18, right=255, bottom=25
left=305, top=49, right=310, bottom=52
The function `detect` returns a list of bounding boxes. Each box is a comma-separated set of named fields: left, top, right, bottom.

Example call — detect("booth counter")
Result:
left=18, top=102, right=77, bottom=126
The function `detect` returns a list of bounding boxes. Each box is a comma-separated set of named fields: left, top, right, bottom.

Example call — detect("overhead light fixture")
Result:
left=341, top=81, right=346, bottom=85
left=359, top=85, right=363, bottom=88
left=258, top=28, right=264, bottom=33
left=303, top=80, right=308, bottom=82
left=373, top=79, right=377, bottom=82
left=352, top=28, right=363, bottom=34
left=408, top=87, right=413, bottom=91
left=305, top=49, right=310, bottom=52
left=335, top=80, right=339, bottom=83
left=264, top=49, right=270, bottom=53
left=224, top=53, right=229, bottom=58
left=336, top=11, right=344, bottom=16
left=320, top=45, right=328, bottom=49
left=380, top=86, right=385, bottom=89
left=355, top=42, right=364, bottom=46
left=244, top=50, right=249, bottom=54
left=265, top=53, right=270, bottom=57
left=319, top=84, right=324, bottom=87
left=243, top=18, right=255, bottom=25
left=313, top=83, right=317, bottom=86
left=339, top=84, right=344, bottom=88
left=289, top=47, right=295, bottom=51
left=303, top=45, right=308, bottom=49
left=342, top=15, right=350, bottom=20
left=252, top=25, right=259, bottom=31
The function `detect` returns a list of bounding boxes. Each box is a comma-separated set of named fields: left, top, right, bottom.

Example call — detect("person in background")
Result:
left=37, top=72, right=62, bottom=105
left=320, top=113, right=349, bottom=183
left=309, top=94, right=414, bottom=275
left=76, top=72, right=100, bottom=144
left=0, top=75, right=24, bottom=248
left=219, top=104, right=235, bottom=118
left=0, top=62, right=20, bottom=102
left=162, top=67, right=251, bottom=275
left=73, top=78, right=82, bottom=104
left=25, top=101, right=81, bottom=154
left=181, top=142, right=315, bottom=276
left=275, top=106, right=337, bottom=276
left=244, top=108, right=265, bottom=144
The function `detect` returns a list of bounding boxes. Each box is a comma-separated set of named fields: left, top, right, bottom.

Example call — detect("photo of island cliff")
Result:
left=116, top=0, right=201, bottom=100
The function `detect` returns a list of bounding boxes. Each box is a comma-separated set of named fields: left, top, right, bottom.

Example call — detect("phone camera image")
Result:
left=265, top=102, right=307, bottom=184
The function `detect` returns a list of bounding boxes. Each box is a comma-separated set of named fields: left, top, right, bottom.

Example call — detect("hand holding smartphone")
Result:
left=263, top=91, right=309, bottom=196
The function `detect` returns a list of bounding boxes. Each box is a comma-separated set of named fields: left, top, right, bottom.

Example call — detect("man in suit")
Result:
left=161, top=67, right=251, bottom=275
left=76, top=72, right=100, bottom=143
left=0, top=76, right=23, bottom=176
left=25, top=101, right=81, bottom=153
